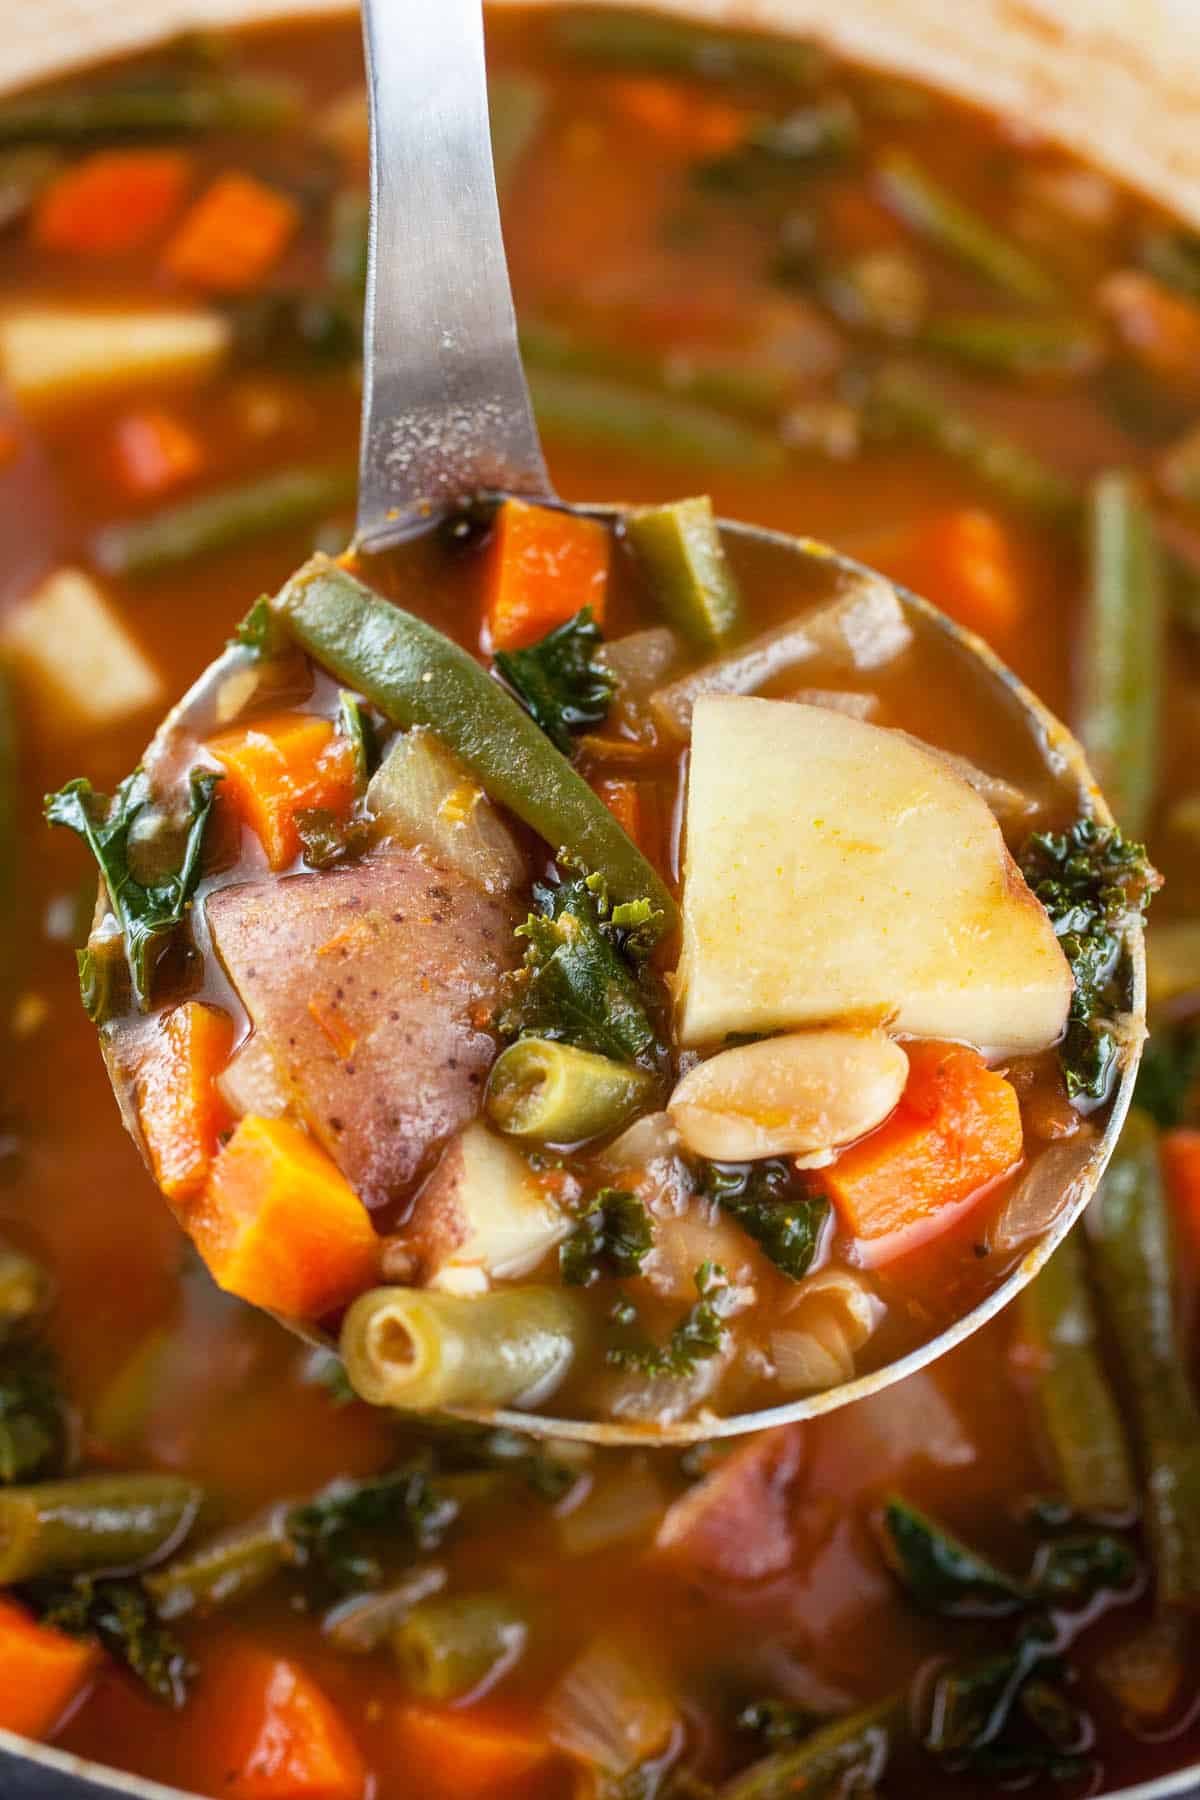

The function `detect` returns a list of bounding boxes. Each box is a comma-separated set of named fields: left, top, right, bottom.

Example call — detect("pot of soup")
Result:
left=0, top=3, right=1198, bottom=1799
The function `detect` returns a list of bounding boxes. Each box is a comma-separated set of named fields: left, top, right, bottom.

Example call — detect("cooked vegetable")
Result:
left=1147, top=919, right=1200, bottom=1011
left=546, top=1634, right=679, bottom=1781
left=0, top=71, right=299, bottom=144
left=0, top=1245, right=51, bottom=1344
left=920, top=1620, right=1076, bottom=1780
left=625, top=497, right=743, bottom=649
left=0, top=1341, right=68, bottom=1486
left=93, top=464, right=356, bottom=577
left=0, top=148, right=60, bottom=231
left=1078, top=473, right=1165, bottom=838
left=696, top=100, right=860, bottom=190
left=112, top=406, right=205, bottom=499
left=34, top=150, right=191, bottom=256
left=527, top=366, right=785, bottom=472
left=287, top=1464, right=457, bottom=1596
left=35, top=1575, right=193, bottom=1707
left=550, top=9, right=824, bottom=88
left=0, top=306, right=229, bottom=407
left=184, top=1643, right=366, bottom=1798
left=880, top=1497, right=1025, bottom=1616
left=494, top=607, right=616, bottom=754
left=0, top=1596, right=99, bottom=1740
left=915, top=315, right=1102, bottom=378
left=3, top=567, right=163, bottom=731
left=340, top=1285, right=589, bottom=1412
left=225, top=288, right=360, bottom=368
left=875, top=150, right=1061, bottom=305
left=0, top=1473, right=201, bottom=1583
left=271, top=557, right=678, bottom=932
left=1086, top=1109, right=1200, bottom=1611
left=485, top=498, right=610, bottom=654
left=366, top=727, right=524, bottom=894
left=1137, top=1026, right=1200, bottom=1128
left=702, top=1160, right=830, bottom=1282
left=207, top=710, right=356, bottom=872
left=1099, top=271, right=1200, bottom=395
left=487, top=1039, right=655, bottom=1144
left=608, top=1260, right=736, bottom=1378
left=391, top=1703, right=556, bottom=1800
left=520, top=316, right=793, bottom=423
left=133, top=1000, right=234, bottom=1207
left=162, top=171, right=299, bottom=291
left=869, top=508, right=1026, bottom=640
left=561, top=1190, right=654, bottom=1286
left=146, top=1515, right=292, bottom=1620
left=769, top=1269, right=883, bottom=1389
left=722, top=1694, right=904, bottom=1800
left=402, top=1122, right=571, bottom=1290
left=392, top=1591, right=528, bottom=1700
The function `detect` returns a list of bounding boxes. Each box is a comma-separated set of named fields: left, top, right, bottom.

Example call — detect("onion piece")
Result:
left=596, top=626, right=683, bottom=744
left=989, top=1132, right=1098, bottom=1253
left=771, top=1270, right=885, bottom=1393
left=547, top=1636, right=680, bottom=1779
left=557, top=1457, right=666, bottom=1557
left=367, top=725, right=525, bottom=894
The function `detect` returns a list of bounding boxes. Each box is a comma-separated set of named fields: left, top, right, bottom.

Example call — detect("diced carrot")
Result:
left=823, top=1041, right=1024, bottom=1251
left=192, top=1115, right=378, bottom=1320
left=136, top=1001, right=235, bottom=1209
left=187, top=1642, right=367, bottom=1800
left=34, top=150, right=191, bottom=256
left=111, top=407, right=204, bottom=499
left=870, top=510, right=1027, bottom=641
left=0, top=1596, right=100, bottom=1740
left=485, top=498, right=609, bottom=652
left=591, top=775, right=658, bottom=862
left=607, top=78, right=746, bottom=156
left=390, top=1703, right=560, bottom=1800
left=162, top=171, right=299, bottom=293
left=1163, top=1129, right=1200, bottom=1262
left=207, top=712, right=356, bottom=872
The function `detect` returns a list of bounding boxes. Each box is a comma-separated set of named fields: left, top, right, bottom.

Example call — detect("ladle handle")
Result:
left=356, top=0, right=552, bottom=550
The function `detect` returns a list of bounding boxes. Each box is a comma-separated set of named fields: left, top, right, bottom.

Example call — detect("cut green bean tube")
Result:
left=1016, top=1230, right=1137, bottom=1516
left=528, top=366, right=785, bottom=473
left=273, top=558, right=678, bottom=932
left=93, top=465, right=357, bottom=578
left=0, top=1474, right=203, bottom=1584
left=875, top=149, right=1062, bottom=306
left=915, top=315, right=1103, bottom=378
left=1087, top=1110, right=1200, bottom=1611
left=340, top=1286, right=589, bottom=1413
left=486, top=1038, right=655, bottom=1144
left=391, top=1591, right=529, bottom=1701
left=147, top=1515, right=292, bottom=1621
left=626, top=497, right=744, bottom=648
left=722, top=1694, right=905, bottom=1800
left=1078, top=473, right=1165, bottom=839
left=0, top=74, right=299, bottom=145
left=550, top=9, right=824, bottom=88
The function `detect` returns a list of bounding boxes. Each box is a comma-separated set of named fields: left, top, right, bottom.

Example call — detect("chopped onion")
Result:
left=989, top=1133, right=1098, bottom=1253
left=216, top=1032, right=289, bottom=1120
left=557, top=1457, right=666, bottom=1557
left=787, top=686, right=880, bottom=720
left=547, top=1636, right=679, bottom=1777
left=771, top=1270, right=884, bottom=1393
left=597, top=627, right=683, bottom=743
left=367, top=726, right=525, bottom=893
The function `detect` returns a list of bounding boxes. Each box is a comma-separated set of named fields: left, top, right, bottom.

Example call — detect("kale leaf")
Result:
left=561, top=1189, right=654, bottom=1286
left=494, top=607, right=616, bottom=754
left=285, top=1463, right=458, bottom=1595
left=0, top=1340, right=68, bottom=1485
left=45, top=767, right=220, bottom=1011
left=703, top=1160, right=829, bottom=1281
left=923, top=1618, right=1078, bottom=1776
left=500, top=872, right=665, bottom=1066
left=880, top=1497, right=1027, bottom=1617
left=35, top=1576, right=193, bottom=1707
left=1029, top=1533, right=1137, bottom=1606
left=1019, top=817, right=1159, bottom=1103
left=608, top=1261, right=736, bottom=1378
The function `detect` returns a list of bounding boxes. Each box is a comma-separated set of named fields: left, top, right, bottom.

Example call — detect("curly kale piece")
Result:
left=702, top=1160, right=829, bottom=1281
left=608, top=1261, right=736, bottom=1378
left=0, top=1340, right=68, bottom=1485
left=561, top=1189, right=654, bottom=1286
left=494, top=606, right=616, bottom=754
left=1019, top=817, right=1159, bottom=1102
left=286, top=1462, right=458, bottom=1595
left=35, top=1576, right=193, bottom=1707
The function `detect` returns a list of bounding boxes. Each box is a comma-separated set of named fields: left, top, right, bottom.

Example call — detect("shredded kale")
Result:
left=45, top=767, right=220, bottom=1011
left=702, top=1160, right=829, bottom=1281
left=34, top=1576, right=193, bottom=1707
left=494, top=606, right=616, bottom=754
left=500, top=872, right=665, bottom=1066
left=1135, top=1025, right=1200, bottom=1129
left=561, top=1189, right=654, bottom=1286
left=338, top=690, right=376, bottom=786
left=880, top=1497, right=1027, bottom=1617
left=0, top=1340, right=68, bottom=1485
left=285, top=1463, right=458, bottom=1595
left=293, top=807, right=371, bottom=870
left=923, top=1618, right=1084, bottom=1780
left=1029, top=1533, right=1137, bottom=1606
left=608, top=1261, right=736, bottom=1378
left=444, top=1425, right=580, bottom=1504
left=1019, top=817, right=1159, bottom=1103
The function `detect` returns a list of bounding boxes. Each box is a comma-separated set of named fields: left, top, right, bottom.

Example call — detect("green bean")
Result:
left=1078, top=473, right=1165, bottom=838
left=915, top=314, right=1103, bottom=378
left=626, top=496, right=744, bottom=648
left=1016, top=1230, right=1137, bottom=1516
left=0, top=1244, right=51, bottom=1342
left=0, top=1474, right=203, bottom=1583
left=486, top=1038, right=655, bottom=1144
left=146, top=1514, right=291, bottom=1621
left=339, top=1286, right=589, bottom=1413
left=489, top=72, right=545, bottom=197
left=721, top=1694, right=905, bottom=1799
left=391, top=1590, right=528, bottom=1700
left=520, top=318, right=793, bottom=422
left=0, top=73, right=299, bottom=145
left=875, top=149, right=1062, bottom=305
left=696, top=101, right=860, bottom=189
left=273, top=557, right=678, bottom=931
left=1086, top=1109, right=1200, bottom=1611
left=862, top=363, right=1081, bottom=521
left=93, top=465, right=357, bottom=577
left=550, top=8, right=824, bottom=88
left=0, top=148, right=59, bottom=230
left=528, top=366, right=785, bottom=473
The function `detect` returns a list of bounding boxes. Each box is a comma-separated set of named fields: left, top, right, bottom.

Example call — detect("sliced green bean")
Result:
left=875, top=149, right=1062, bottom=305
left=626, top=496, right=743, bottom=648
left=146, top=1514, right=291, bottom=1620
left=550, top=8, right=824, bottom=88
left=391, top=1590, right=528, bottom=1699
left=1086, top=1109, right=1200, bottom=1611
left=0, top=1473, right=202, bottom=1583
left=528, top=366, right=785, bottom=473
left=0, top=1244, right=51, bottom=1341
left=521, top=318, right=793, bottom=422
left=489, top=72, right=545, bottom=196
left=486, top=1038, right=655, bottom=1144
left=722, top=1694, right=904, bottom=1800
left=915, top=314, right=1103, bottom=378
left=94, top=466, right=357, bottom=578
left=340, top=1286, right=589, bottom=1413
left=1016, top=1230, right=1137, bottom=1516
left=0, top=73, right=299, bottom=145
left=1078, top=472, right=1165, bottom=838
left=273, top=557, right=678, bottom=930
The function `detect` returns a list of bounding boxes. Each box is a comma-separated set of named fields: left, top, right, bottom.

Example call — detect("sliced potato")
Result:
left=0, top=306, right=229, bottom=408
left=403, top=1121, right=570, bottom=1290
left=3, top=567, right=163, bottom=730
left=675, top=696, right=1072, bottom=1056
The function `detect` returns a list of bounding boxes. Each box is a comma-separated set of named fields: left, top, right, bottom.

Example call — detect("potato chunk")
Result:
left=675, top=696, right=1072, bottom=1055
left=401, top=1121, right=570, bottom=1292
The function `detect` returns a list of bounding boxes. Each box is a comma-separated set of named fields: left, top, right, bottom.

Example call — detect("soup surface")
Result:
left=0, top=8, right=1195, bottom=1799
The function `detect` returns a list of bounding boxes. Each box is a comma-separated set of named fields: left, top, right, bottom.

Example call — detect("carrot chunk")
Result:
left=192, top=1115, right=378, bottom=1320
left=0, top=1596, right=100, bottom=1740
left=188, top=1643, right=367, bottom=1800
left=390, top=1703, right=560, bottom=1800
left=34, top=150, right=191, bottom=256
left=112, top=407, right=204, bottom=499
left=823, top=1041, right=1023, bottom=1250
left=608, top=78, right=746, bottom=155
left=591, top=775, right=658, bottom=862
left=207, top=712, right=356, bottom=872
left=1163, top=1128, right=1200, bottom=1261
left=136, top=1001, right=235, bottom=1209
left=485, top=498, right=609, bottom=652
left=163, top=172, right=299, bottom=292
left=871, top=509, right=1027, bottom=641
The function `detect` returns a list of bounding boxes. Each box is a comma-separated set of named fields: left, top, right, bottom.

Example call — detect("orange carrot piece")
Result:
left=823, top=1041, right=1023, bottom=1249
left=485, top=498, right=610, bottom=652
left=207, top=712, right=356, bottom=872
left=591, top=775, right=658, bottom=861
left=188, top=1643, right=367, bottom=1800
left=608, top=78, right=746, bottom=155
left=1099, top=270, right=1200, bottom=399
left=34, top=150, right=191, bottom=256
left=0, top=1597, right=100, bottom=1741
left=111, top=407, right=204, bottom=500
left=162, top=171, right=299, bottom=293
left=136, top=1001, right=235, bottom=1209
left=1163, top=1128, right=1200, bottom=1261
left=871, top=509, right=1027, bottom=641
left=390, top=1703, right=559, bottom=1800
left=192, top=1115, right=378, bottom=1320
